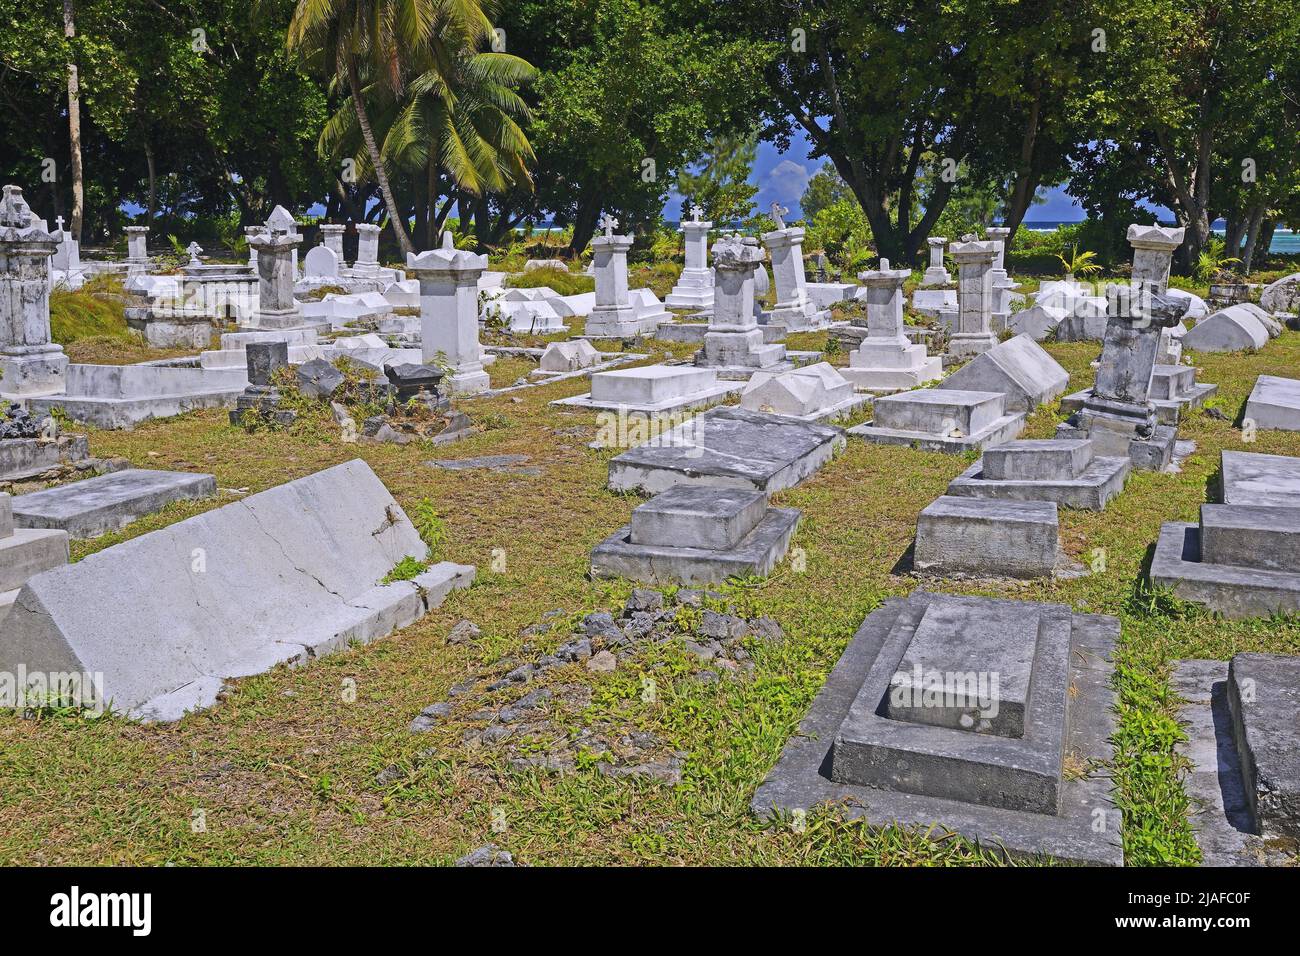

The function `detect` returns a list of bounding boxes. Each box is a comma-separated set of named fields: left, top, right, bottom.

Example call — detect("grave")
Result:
left=590, top=485, right=800, bottom=585
left=124, top=225, right=150, bottom=270
left=762, top=203, right=830, bottom=330
left=583, top=215, right=641, bottom=338
left=319, top=223, right=346, bottom=261
left=739, top=362, right=867, bottom=422
left=910, top=287, right=957, bottom=318
left=551, top=364, right=739, bottom=414
left=1219, top=449, right=1300, bottom=507
left=30, top=364, right=248, bottom=430
left=753, top=590, right=1122, bottom=865
left=483, top=290, right=566, bottom=334
left=985, top=226, right=1020, bottom=330
left=1260, top=273, right=1300, bottom=314
left=937, top=333, right=1068, bottom=413
left=123, top=303, right=214, bottom=349
left=945, top=438, right=1130, bottom=511
left=664, top=205, right=714, bottom=310
left=1007, top=303, right=1066, bottom=341
left=1055, top=287, right=1182, bottom=470
left=1042, top=280, right=1110, bottom=342
left=919, top=236, right=950, bottom=286
left=608, top=406, right=844, bottom=494
left=0, top=492, right=68, bottom=623
left=848, top=387, right=1025, bottom=454
left=247, top=218, right=311, bottom=330
left=0, top=460, right=475, bottom=721
left=0, top=430, right=90, bottom=482
left=10, top=468, right=215, bottom=539
left=230, top=341, right=296, bottom=427
left=539, top=340, right=601, bottom=372
left=1059, top=362, right=1218, bottom=427
left=0, top=185, right=68, bottom=400
left=946, top=236, right=1000, bottom=359
left=1166, top=287, right=1210, bottom=321
left=913, top=496, right=1063, bottom=579
left=1244, top=375, right=1300, bottom=431
left=840, top=260, right=942, bottom=393
left=693, top=234, right=790, bottom=376
left=407, top=232, right=490, bottom=395
left=1183, top=305, right=1271, bottom=352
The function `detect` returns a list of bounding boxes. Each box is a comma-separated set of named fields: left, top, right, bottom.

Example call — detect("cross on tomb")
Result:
left=599, top=213, right=619, bottom=238
left=690, top=203, right=704, bottom=223
left=771, top=202, right=788, bottom=230
left=187, top=242, right=203, bottom=263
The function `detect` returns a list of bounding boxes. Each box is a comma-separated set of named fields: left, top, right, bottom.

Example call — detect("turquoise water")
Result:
left=1022, top=221, right=1299, bottom=255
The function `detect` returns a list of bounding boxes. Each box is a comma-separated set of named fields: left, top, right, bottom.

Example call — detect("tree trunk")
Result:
left=1242, top=204, right=1266, bottom=274
left=567, top=194, right=602, bottom=256
left=424, top=159, right=438, bottom=249
left=346, top=54, right=413, bottom=257
left=63, top=0, right=84, bottom=241
left=145, top=139, right=157, bottom=221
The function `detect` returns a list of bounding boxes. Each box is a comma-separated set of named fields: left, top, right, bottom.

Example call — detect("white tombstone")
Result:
left=762, top=203, right=828, bottom=330
left=406, top=231, right=490, bottom=395
left=540, top=339, right=601, bottom=373
left=920, top=236, right=951, bottom=286
left=985, top=226, right=1019, bottom=328
left=0, top=186, right=68, bottom=398
left=947, top=236, right=1000, bottom=359
left=244, top=225, right=262, bottom=268
left=665, top=204, right=714, bottom=310
left=247, top=217, right=306, bottom=330
left=303, top=244, right=340, bottom=279
left=584, top=214, right=640, bottom=338
left=695, top=234, right=787, bottom=371
left=842, top=259, right=942, bottom=392
left=124, top=225, right=149, bottom=272
left=741, top=362, right=856, bottom=419
left=319, top=224, right=347, bottom=263
left=353, top=223, right=381, bottom=278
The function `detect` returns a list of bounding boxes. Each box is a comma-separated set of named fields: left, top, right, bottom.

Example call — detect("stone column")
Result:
left=353, top=224, right=381, bottom=278
left=0, top=186, right=67, bottom=399
left=266, top=206, right=300, bottom=277
left=407, top=232, right=489, bottom=395
left=947, top=236, right=999, bottom=359
left=664, top=217, right=714, bottom=309
left=244, top=226, right=262, bottom=269
left=247, top=226, right=305, bottom=329
left=125, top=225, right=149, bottom=272
left=584, top=232, right=639, bottom=338
left=319, top=224, right=346, bottom=262
left=696, top=235, right=786, bottom=370
left=762, top=226, right=825, bottom=330
left=920, top=237, right=950, bottom=286
left=985, top=226, right=1019, bottom=332
left=1127, top=224, right=1184, bottom=294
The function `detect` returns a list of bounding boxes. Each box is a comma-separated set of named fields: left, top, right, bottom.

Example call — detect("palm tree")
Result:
left=288, top=0, right=495, bottom=257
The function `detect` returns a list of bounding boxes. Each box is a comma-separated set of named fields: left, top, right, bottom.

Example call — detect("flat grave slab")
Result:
left=914, top=496, right=1061, bottom=579
left=849, top=388, right=1025, bottom=454
left=1220, top=450, right=1300, bottom=507
left=753, top=591, right=1123, bottom=865
left=945, top=439, right=1131, bottom=512
left=1244, top=375, right=1300, bottom=432
left=608, top=406, right=845, bottom=494
left=10, top=469, right=217, bottom=539
left=551, top=364, right=741, bottom=414
left=0, top=434, right=90, bottom=482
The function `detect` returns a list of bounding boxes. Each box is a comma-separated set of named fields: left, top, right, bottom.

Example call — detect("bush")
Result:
left=505, top=267, right=593, bottom=296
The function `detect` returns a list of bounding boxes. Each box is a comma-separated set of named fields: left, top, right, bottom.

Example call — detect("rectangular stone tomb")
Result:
left=914, top=496, right=1061, bottom=579
left=590, top=485, right=800, bottom=585
left=0, top=460, right=475, bottom=721
left=550, top=364, right=739, bottom=413
left=1220, top=450, right=1300, bottom=508
left=936, top=333, right=1069, bottom=413
left=608, top=406, right=845, bottom=494
left=10, top=469, right=217, bottom=539
left=1150, top=503, right=1300, bottom=619
left=1172, top=654, right=1300, bottom=865
left=29, top=365, right=249, bottom=430
left=1244, top=375, right=1300, bottom=432
left=0, top=493, right=69, bottom=614
left=752, top=591, right=1123, bottom=865
left=848, top=388, right=1024, bottom=454
left=0, top=434, right=89, bottom=482
left=945, top=439, right=1131, bottom=511
left=1060, top=364, right=1218, bottom=426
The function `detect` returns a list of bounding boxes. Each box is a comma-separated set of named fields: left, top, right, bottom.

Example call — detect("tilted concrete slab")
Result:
left=10, top=469, right=216, bottom=539
left=1244, top=375, right=1300, bottom=432
left=0, top=460, right=474, bottom=721
left=936, top=334, right=1069, bottom=413
left=1220, top=450, right=1300, bottom=507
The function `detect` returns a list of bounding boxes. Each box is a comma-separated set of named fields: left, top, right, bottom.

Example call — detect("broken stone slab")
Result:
left=1183, top=306, right=1271, bottom=352
left=752, top=591, right=1122, bottom=865
left=936, top=334, right=1068, bottom=413
left=591, top=485, right=800, bottom=585
left=539, top=340, right=600, bottom=372
left=1220, top=450, right=1300, bottom=507
left=608, top=406, right=845, bottom=494
left=914, top=495, right=1061, bottom=579
left=425, top=454, right=539, bottom=475
left=849, top=387, right=1025, bottom=454
left=740, top=362, right=869, bottom=422
left=0, top=460, right=474, bottom=721
left=9, top=468, right=216, bottom=539
left=0, top=492, right=69, bottom=593
left=1244, top=375, right=1300, bottom=432
left=28, top=364, right=248, bottom=430
left=0, top=434, right=90, bottom=481
left=551, top=364, right=740, bottom=414
left=1259, top=273, right=1300, bottom=315
left=945, top=439, right=1130, bottom=511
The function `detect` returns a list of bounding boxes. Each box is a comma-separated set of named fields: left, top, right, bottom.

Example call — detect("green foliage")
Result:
left=408, top=499, right=447, bottom=559
left=1194, top=237, right=1242, bottom=284
left=676, top=132, right=760, bottom=225
left=1055, top=244, right=1101, bottom=278
left=505, top=267, right=594, bottom=296
left=382, top=555, right=431, bottom=584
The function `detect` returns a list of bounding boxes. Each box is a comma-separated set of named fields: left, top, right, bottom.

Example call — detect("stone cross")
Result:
left=186, top=242, right=203, bottom=265
left=54, top=215, right=65, bottom=233
left=599, top=213, right=619, bottom=238
left=690, top=203, right=704, bottom=224
left=771, top=202, right=788, bottom=230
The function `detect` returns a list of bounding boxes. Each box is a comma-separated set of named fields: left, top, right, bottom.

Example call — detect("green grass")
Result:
left=505, top=267, right=593, bottom=296
left=5, top=280, right=1300, bottom=866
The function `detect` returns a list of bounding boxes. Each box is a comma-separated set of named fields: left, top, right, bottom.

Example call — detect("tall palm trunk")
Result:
left=63, top=0, right=84, bottom=241
left=346, top=54, right=414, bottom=257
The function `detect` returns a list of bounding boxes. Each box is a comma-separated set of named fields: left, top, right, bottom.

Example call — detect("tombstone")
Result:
left=353, top=223, right=382, bottom=278
left=0, top=185, right=68, bottom=399
left=266, top=205, right=300, bottom=277
left=762, top=204, right=829, bottom=330
left=1244, top=375, right=1300, bottom=432
left=0, top=491, right=69, bottom=610
left=125, top=225, right=149, bottom=269
left=914, top=496, right=1063, bottom=579
left=1127, top=224, right=1184, bottom=293
left=186, top=241, right=203, bottom=267
left=664, top=205, right=714, bottom=310
left=945, top=438, right=1131, bottom=512
left=406, top=230, right=489, bottom=395
left=937, top=333, right=1068, bottom=413
left=539, top=339, right=601, bottom=373
left=319, top=223, right=347, bottom=262
left=8, top=469, right=215, bottom=539
left=919, top=236, right=950, bottom=286
left=946, top=236, right=999, bottom=358
left=694, top=234, right=788, bottom=374
left=1182, top=305, right=1271, bottom=352
left=583, top=214, right=640, bottom=338
left=841, top=259, right=942, bottom=392
left=246, top=220, right=306, bottom=329
left=590, top=485, right=801, bottom=585
left=303, top=244, right=340, bottom=279
left=552, top=364, right=737, bottom=414
left=51, top=215, right=80, bottom=275
left=1259, top=273, right=1300, bottom=314
left=244, top=225, right=262, bottom=268
left=848, top=387, right=1025, bottom=454
left=1056, top=286, right=1181, bottom=470
left=985, top=226, right=1019, bottom=329
left=739, top=362, right=863, bottom=421
left=230, top=341, right=295, bottom=426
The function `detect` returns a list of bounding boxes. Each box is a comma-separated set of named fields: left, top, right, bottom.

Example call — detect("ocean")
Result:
left=1021, top=221, right=1300, bottom=255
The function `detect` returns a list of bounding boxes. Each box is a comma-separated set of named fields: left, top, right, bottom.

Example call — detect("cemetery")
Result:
left=3, top=0, right=1300, bottom=878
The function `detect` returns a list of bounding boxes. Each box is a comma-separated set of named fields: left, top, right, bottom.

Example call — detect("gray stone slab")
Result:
left=0, top=525, right=68, bottom=592
left=983, top=439, right=1093, bottom=481
left=0, top=460, right=475, bottom=720
left=607, top=406, right=845, bottom=494
left=849, top=388, right=1025, bottom=454
left=0, top=435, right=90, bottom=481
left=590, top=506, right=799, bottom=586
left=1200, top=504, right=1300, bottom=572
left=1184, top=307, right=1270, bottom=352
left=10, top=469, right=217, bottom=539
left=914, top=496, right=1059, bottom=579
left=1150, top=521, right=1300, bottom=619
left=425, top=454, right=540, bottom=475
left=629, top=485, right=767, bottom=550
left=1055, top=420, right=1177, bottom=472
left=1220, top=450, right=1300, bottom=507
left=752, top=592, right=1123, bottom=865
left=1244, top=375, right=1300, bottom=431
left=1228, top=653, right=1300, bottom=841
left=0, top=491, right=10, bottom=537
left=936, top=334, right=1069, bottom=413
left=945, top=453, right=1130, bottom=512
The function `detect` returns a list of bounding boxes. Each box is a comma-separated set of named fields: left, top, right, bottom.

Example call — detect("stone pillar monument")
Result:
left=985, top=226, right=1019, bottom=332
left=584, top=214, right=640, bottom=338
left=125, top=225, right=149, bottom=272
left=664, top=204, right=714, bottom=310
left=695, top=234, right=787, bottom=372
left=947, top=235, right=999, bottom=359
left=762, top=203, right=827, bottom=330
left=319, top=224, right=347, bottom=263
left=247, top=221, right=305, bottom=330
left=842, top=259, right=942, bottom=392
left=244, top=226, right=262, bottom=269
left=920, top=237, right=950, bottom=286
left=0, top=186, right=67, bottom=399
left=266, top=206, right=300, bottom=277
left=352, top=223, right=382, bottom=278
left=407, top=231, right=490, bottom=395
left=1128, top=223, right=1187, bottom=365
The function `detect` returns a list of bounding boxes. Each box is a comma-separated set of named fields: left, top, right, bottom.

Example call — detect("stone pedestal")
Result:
left=230, top=341, right=296, bottom=426
left=920, top=237, right=950, bottom=286
left=665, top=218, right=714, bottom=310
left=0, top=185, right=67, bottom=399
left=407, top=232, right=489, bottom=395
left=244, top=226, right=261, bottom=269
left=695, top=235, right=787, bottom=374
left=945, top=438, right=1131, bottom=511
left=266, top=205, right=300, bottom=277
left=947, top=238, right=999, bottom=359
left=585, top=234, right=640, bottom=338
left=1127, top=223, right=1187, bottom=367
left=352, top=223, right=381, bottom=278
left=125, top=225, right=149, bottom=272
left=842, top=260, right=941, bottom=392
left=319, top=224, right=347, bottom=263
left=247, top=228, right=307, bottom=330
left=762, top=226, right=828, bottom=330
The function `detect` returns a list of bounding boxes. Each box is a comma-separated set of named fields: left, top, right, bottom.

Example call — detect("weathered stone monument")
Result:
left=244, top=225, right=261, bottom=269
left=9, top=468, right=216, bottom=539
left=740, top=362, right=866, bottom=421
left=0, top=491, right=68, bottom=624
left=1244, top=375, right=1300, bottom=432
left=920, top=236, right=950, bottom=286
left=937, top=333, right=1069, bottom=413
left=125, top=225, right=150, bottom=271
left=319, top=223, right=347, bottom=262
left=841, top=259, right=942, bottom=393
left=762, top=203, right=829, bottom=330
left=247, top=217, right=307, bottom=330
left=230, top=341, right=296, bottom=426
left=754, top=590, right=1123, bottom=865
left=266, top=204, right=300, bottom=277
left=1056, top=286, right=1182, bottom=470
left=849, top=386, right=1024, bottom=453
left=1127, top=223, right=1190, bottom=365
left=694, top=234, right=789, bottom=375
left=352, top=223, right=382, bottom=279
left=664, top=204, right=714, bottom=310
left=584, top=215, right=640, bottom=338
left=0, top=185, right=68, bottom=399
left=946, top=235, right=999, bottom=358
left=985, top=226, right=1019, bottom=330
left=914, top=496, right=1064, bottom=579
left=407, top=231, right=490, bottom=395
left=944, top=438, right=1131, bottom=511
